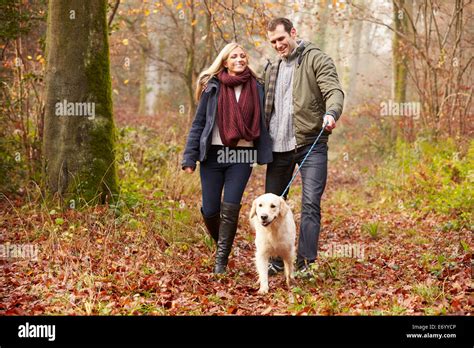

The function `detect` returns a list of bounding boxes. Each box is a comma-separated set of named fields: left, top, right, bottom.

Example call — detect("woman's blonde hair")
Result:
left=195, top=43, right=259, bottom=101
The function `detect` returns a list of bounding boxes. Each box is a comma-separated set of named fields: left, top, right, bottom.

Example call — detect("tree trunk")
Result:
left=138, top=48, right=147, bottom=115
left=141, top=9, right=164, bottom=116
left=392, top=0, right=412, bottom=140
left=184, top=0, right=197, bottom=116
left=346, top=17, right=363, bottom=106
left=314, top=2, right=329, bottom=51
left=392, top=0, right=410, bottom=104
left=43, top=0, right=118, bottom=204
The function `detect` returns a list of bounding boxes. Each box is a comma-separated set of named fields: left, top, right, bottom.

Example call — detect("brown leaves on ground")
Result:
left=0, top=162, right=472, bottom=316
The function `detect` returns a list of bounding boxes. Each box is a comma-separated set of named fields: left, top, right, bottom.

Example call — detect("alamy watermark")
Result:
left=55, top=99, right=95, bottom=120
left=217, top=147, right=257, bottom=164
left=320, top=243, right=365, bottom=260
left=18, top=322, right=55, bottom=341
left=0, top=243, right=39, bottom=261
left=380, top=100, right=420, bottom=120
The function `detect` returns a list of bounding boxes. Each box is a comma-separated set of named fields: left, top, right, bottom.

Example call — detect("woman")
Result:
left=182, top=43, right=272, bottom=274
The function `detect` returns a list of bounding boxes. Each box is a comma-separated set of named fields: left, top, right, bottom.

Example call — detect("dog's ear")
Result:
left=249, top=199, right=257, bottom=220
left=279, top=197, right=288, bottom=217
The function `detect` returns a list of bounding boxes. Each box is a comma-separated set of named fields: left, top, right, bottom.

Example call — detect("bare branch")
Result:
left=108, top=0, right=121, bottom=29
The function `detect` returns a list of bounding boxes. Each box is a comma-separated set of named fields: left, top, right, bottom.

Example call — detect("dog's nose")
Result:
left=261, top=214, right=268, bottom=221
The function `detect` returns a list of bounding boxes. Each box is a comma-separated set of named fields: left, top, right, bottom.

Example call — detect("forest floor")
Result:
left=1, top=114, right=472, bottom=315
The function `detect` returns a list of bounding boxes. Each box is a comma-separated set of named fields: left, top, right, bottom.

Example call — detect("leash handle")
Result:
left=280, top=120, right=329, bottom=198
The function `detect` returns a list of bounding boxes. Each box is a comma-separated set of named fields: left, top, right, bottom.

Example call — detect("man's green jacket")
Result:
left=264, top=41, right=344, bottom=146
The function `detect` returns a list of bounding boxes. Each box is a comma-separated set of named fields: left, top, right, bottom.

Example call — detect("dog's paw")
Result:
left=258, top=286, right=269, bottom=295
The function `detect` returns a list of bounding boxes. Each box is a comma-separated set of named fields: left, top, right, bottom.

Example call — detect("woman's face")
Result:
left=224, top=47, right=248, bottom=76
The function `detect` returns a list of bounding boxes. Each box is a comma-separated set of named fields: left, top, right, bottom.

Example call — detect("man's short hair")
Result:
left=267, top=18, right=293, bottom=34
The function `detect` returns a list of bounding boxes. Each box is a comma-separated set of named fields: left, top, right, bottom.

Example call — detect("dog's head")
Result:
left=249, top=193, right=289, bottom=227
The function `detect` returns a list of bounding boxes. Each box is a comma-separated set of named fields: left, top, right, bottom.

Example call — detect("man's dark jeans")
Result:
left=265, top=142, right=328, bottom=268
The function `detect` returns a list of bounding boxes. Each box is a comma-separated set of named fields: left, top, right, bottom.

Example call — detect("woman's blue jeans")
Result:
left=200, top=145, right=253, bottom=217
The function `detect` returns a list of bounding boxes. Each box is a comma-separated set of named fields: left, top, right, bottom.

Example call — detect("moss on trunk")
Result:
left=392, top=0, right=410, bottom=104
left=43, top=0, right=118, bottom=204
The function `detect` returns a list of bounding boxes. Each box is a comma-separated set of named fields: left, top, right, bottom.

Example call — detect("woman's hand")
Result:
left=183, top=166, right=195, bottom=174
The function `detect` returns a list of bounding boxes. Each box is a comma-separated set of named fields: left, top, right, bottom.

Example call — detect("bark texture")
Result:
left=43, top=0, right=118, bottom=203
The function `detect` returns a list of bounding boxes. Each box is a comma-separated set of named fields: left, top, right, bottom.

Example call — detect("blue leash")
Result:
left=280, top=121, right=328, bottom=198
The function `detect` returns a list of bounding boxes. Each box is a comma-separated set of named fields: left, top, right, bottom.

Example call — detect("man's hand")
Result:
left=184, top=167, right=195, bottom=174
left=323, top=114, right=336, bottom=131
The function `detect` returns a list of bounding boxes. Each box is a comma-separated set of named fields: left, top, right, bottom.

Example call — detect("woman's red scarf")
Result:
left=216, top=68, right=260, bottom=147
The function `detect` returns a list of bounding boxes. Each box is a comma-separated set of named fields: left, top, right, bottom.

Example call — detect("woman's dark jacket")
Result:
left=182, top=77, right=273, bottom=169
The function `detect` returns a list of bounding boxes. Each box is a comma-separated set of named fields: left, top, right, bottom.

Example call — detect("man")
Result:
left=263, top=18, right=344, bottom=275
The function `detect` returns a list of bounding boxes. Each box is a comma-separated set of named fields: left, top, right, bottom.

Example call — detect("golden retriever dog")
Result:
left=249, top=193, right=296, bottom=294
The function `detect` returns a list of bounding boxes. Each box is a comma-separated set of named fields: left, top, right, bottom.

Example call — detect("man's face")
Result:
left=267, top=24, right=297, bottom=58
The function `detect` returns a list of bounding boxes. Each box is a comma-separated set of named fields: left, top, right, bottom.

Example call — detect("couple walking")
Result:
left=182, top=18, right=344, bottom=276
